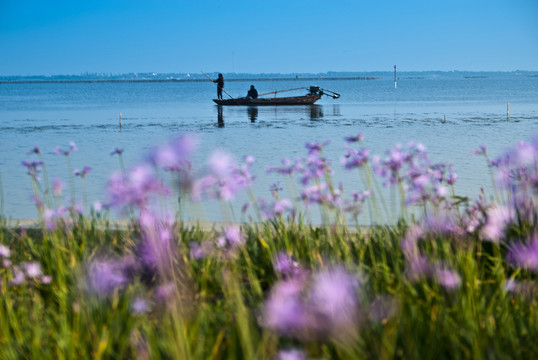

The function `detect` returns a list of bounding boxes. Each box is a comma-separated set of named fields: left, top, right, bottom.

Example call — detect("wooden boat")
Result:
left=212, top=86, right=340, bottom=106
left=213, top=94, right=321, bottom=106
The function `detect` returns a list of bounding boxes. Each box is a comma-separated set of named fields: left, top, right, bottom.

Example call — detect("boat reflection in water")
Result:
left=309, top=105, right=323, bottom=120
left=247, top=106, right=258, bottom=123
left=244, top=105, right=326, bottom=122
left=217, top=105, right=224, bottom=127
left=215, top=104, right=339, bottom=126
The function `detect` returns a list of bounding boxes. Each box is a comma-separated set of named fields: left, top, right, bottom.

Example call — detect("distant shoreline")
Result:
left=0, top=76, right=381, bottom=85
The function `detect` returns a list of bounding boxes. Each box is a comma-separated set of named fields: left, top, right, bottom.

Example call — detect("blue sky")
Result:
left=1, top=0, right=537, bottom=75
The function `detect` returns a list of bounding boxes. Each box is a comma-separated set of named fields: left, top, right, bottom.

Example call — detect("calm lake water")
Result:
left=1, top=73, right=537, bottom=221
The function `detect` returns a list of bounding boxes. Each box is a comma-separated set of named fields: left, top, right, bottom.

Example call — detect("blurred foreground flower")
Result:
left=107, top=165, right=170, bottom=210
left=263, top=267, right=365, bottom=342
left=508, top=237, right=538, bottom=271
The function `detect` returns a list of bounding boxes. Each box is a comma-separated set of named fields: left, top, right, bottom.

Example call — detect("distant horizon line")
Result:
left=1, top=69, right=537, bottom=79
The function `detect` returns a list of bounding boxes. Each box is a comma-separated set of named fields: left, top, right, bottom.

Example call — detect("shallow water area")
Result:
left=1, top=73, right=537, bottom=222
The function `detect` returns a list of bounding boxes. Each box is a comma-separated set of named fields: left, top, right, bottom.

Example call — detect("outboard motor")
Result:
left=308, top=86, right=340, bottom=99
left=308, top=86, right=321, bottom=95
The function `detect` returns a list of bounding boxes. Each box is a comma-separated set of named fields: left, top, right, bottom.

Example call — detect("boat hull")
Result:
left=213, top=94, right=321, bottom=106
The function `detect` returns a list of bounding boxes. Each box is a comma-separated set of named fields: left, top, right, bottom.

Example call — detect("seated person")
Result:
left=247, top=85, right=258, bottom=99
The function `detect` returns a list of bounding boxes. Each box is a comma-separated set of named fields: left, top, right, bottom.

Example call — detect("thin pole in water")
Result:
left=119, top=112, right=122, bottom=131
left=394, top=65, right=397, bottom=89
left=507, top=102, right=510, bottom=120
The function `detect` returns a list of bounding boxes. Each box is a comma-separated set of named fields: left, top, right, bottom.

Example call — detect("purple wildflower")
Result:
left=259, top=198, right=294, bottom=219
left=422, top=212, right=464, bottom=237
left=24, top=262, right=42, bottom=278
left=137, top=212, right=176, bottom=274
left=110, top=147, right=124, bottom=156
left=274, top=199, right=293, bottom=215
left=447, top=168, right=458, bottom=185
left=508, top=238, right=538, bottom=271
left=341, top=148, right=370, bottom=170
left=270, top=182, right=283, bottom=196
left=33, top=196, right=44, bottom=211
left=263, top=279, right=310, bottom=336
left=11, top=267, right=26, bottom=285
left=216, top=225, right=245, bottom=250
left=401, top=224, right=424, bottom=255
left=53, top=178, right=64, bottom=197
left=209, top=149, right=233, bottom=176
left=88, top=258, right=129, bottom=296
left=107, top=165, right=170, bottom=210
left=146, top=134, right=197, bottom=173
left=192, top=151, right=256, bottom=202
left=514, top=140, right=536, bottom=166
left=504, top=279, right=517, bottom=292
left=273, top=252, right=304, bottom=279
left=344, top=133, right=364, bottom=143
left=54, top=142, right=78, bottom=156
left=297, top=150, right=332, bottom=186
left=308, top=267, right=360, bottom=331
left=224, top=225, right=243, bottom=246
left=480, top=206, right=512, bottom=242
left=0, top=244, right=11, bottom=258
left=276, top=349, right=307, bottom=360
left=433, top=267, right=461, bottom=290
left=472, top=145, right=487, bottom=156
left=28, top=145, right=41, bottom=155
left=405, top=255, right=431, bottom=282
left=263, top=267, right=363, bottom=340
left=305, top=140, right=330, bottom=155
left=192, top=240, right=214, bottom=260
left=266, top=157, right=296, bottom=176
left=189, top=243, right=204, bottom=259
left=74, top=165, right=91, bottom=178
left=154, top=282, right=175, bottom=304
left=43, top=208, right=58, bottom=231
left=93, top=201, right=103, bottom=212
left=132, top=297, right=150, bottom=314
left=21, top=160, right=43, bottom=178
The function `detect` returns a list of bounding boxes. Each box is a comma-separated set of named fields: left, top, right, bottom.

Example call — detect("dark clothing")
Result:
left=247, top=87, right=258, bottom=99
left=215, top=75, right=224, bottom=99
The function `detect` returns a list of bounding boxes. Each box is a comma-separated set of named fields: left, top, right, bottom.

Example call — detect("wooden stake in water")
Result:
left=507, top=102, right=510, bottom=120
left=394, top=65, right=397, bottom=89
left=119, top=112, right=122, bottom=131
left=443, top=114, right=446, bottom=123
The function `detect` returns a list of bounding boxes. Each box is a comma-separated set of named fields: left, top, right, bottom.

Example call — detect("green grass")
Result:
left=0, top=213, right=537, bottom=360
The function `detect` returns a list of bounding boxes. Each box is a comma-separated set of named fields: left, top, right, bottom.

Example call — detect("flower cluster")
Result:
left=189, top=225, right=247, bottom=260
left=263, top=265, right=365, bottom=342
left=0, top=244, right=51, bottom=286
left=192, top=151, right=256, bottom=201
left=107, top=166, right=170, bottom=210
left=257, top=198, right=294, bottom=220
left=491, top=137, right=538, bottom=225
left=86, top=212, right=187, bottom=310
left=401, top=223, right=462, bottom=290
left=508, top=236, right=538, bottom=271
left=372, top=142, right=457, bottom=206
left=54, top=141, right=78, bottom=156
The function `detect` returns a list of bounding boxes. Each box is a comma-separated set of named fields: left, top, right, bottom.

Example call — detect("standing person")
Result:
left=215, top=73, right=224, bottom=99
